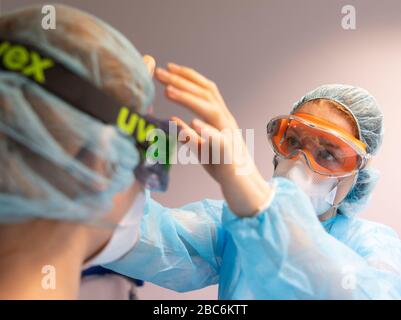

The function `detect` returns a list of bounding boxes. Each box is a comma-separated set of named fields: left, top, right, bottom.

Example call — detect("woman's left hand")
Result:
left=155, top=63, right=272, bottom=216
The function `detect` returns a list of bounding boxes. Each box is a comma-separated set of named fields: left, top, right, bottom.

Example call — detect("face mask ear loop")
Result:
left=330, top=171, right=359, bottom=214
left=317, top=179, right=341, bottom=218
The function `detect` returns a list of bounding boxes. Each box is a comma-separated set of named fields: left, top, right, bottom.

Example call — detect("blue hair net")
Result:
left=0, top=5, right=154, bottom=222
left=292, top=84, right=384, bottom=217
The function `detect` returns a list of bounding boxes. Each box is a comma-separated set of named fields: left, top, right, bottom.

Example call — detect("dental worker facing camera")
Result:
left=105, top=62, right=401, bottom=299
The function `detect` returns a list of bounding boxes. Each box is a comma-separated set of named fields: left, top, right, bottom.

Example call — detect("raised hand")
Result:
left=156, top=63, right=272, bottom=216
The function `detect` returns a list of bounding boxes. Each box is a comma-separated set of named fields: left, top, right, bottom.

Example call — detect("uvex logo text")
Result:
left=0, top=41, right=54, bottom=83
left=117, top=106, right=156, bottom=144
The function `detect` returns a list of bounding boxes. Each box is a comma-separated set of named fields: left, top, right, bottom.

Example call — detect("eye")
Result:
left=317, top=149, right=337, bottom=162
left=286, top=136, right=301, bottom=148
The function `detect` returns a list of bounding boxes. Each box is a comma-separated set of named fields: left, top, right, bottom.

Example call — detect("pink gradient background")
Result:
left=3, top=0, right=401, bottom=299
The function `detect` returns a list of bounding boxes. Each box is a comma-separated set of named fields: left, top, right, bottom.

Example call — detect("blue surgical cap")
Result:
left=292, top=84, right=384, bottom=217
left=0, top=5, right=154, bottom=222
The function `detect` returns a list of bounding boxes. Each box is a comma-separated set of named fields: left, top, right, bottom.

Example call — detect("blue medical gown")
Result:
left=105, top=177, right=401, bottom=299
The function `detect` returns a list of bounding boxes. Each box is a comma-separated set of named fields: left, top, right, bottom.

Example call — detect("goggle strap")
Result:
left=0, top=38, right=167, bottom=151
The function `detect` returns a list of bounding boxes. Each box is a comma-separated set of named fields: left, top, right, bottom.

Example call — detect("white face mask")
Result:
left=273, top=159, right=339, bottom=216
left=85, top=191, right=146, bottom=267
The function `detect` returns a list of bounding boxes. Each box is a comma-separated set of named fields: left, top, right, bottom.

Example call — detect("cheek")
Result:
left=102, top=181, right=142, bottom=224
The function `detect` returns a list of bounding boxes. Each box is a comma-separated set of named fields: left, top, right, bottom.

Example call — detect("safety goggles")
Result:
left=0, top=38, right=175, bottom=191
left=266, top=112, right=370, bottom=177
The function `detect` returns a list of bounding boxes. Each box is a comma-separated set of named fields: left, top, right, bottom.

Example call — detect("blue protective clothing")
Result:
left=0, top=5, right=154, bottom=222
left=105, top=177, right=401, bottom=299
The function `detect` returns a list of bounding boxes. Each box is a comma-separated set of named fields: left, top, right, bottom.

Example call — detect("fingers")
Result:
left=191, top=118, right=224, bottom=165
left=143, top=55, right=156, bottom=76
left=167, top=63, right=214, bottom=91
left=156, top=67, right=211, bottom=101
left=165, top=63, right=236, bottom=125
left=191, top=118, right=220, bottom=137
left=166, top=86, right=219, bottom=124
left=171, top=116, right=204, bottom=145
left=158, top=62, right=238, bottom=130
left=171, top=116, right=205, bottom=159
left=167, top=63, right=226, bottom=106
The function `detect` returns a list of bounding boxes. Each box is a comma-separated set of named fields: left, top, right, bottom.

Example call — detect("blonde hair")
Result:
left=308, top=98, right=360, bottom=138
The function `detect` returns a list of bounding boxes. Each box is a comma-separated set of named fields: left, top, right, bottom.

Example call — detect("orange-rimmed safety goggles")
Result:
left=266, top=112, right=370, bottom=177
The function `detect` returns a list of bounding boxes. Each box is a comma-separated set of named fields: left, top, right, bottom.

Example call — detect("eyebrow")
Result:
left=290, top=126, right=341, bottom=149
left=318, top=137, right=340, bottom=150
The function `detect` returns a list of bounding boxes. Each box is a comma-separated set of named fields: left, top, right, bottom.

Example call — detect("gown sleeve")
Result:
left=221, top=177, right=401, bottom=299
left=104, top=191, right=227, bottom=292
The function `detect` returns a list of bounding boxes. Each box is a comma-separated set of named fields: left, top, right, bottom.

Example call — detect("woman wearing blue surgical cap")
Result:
left=0, top=5, right=158, bottom=299
left=106, top=62, right=401, bottom=299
